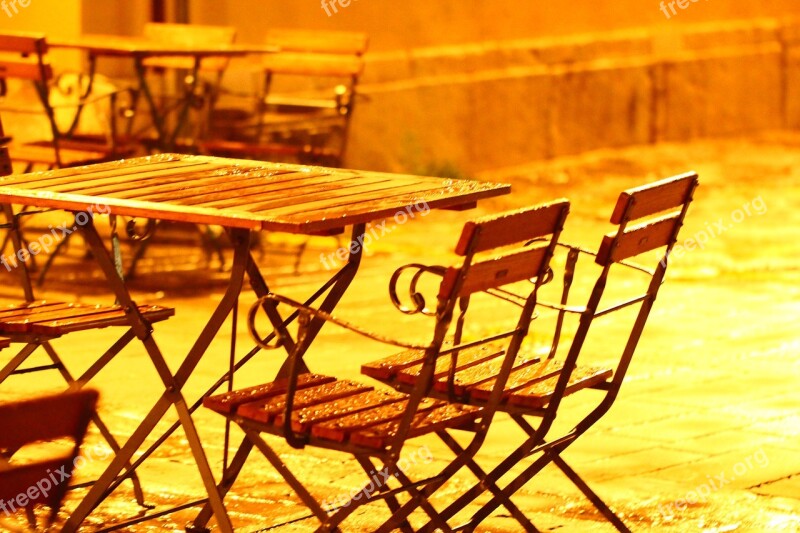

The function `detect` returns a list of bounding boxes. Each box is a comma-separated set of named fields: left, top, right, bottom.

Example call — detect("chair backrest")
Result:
left=0, top=32, right=52, bottom=90
left=547, top=172, right=698, bottom=419
left=423, top=200, right=570, bottom=407
left=142, top=22, right=237, bottom=71
left=260, top=28, right=368, bottom=86
left=0, top=389, right=98, bottom=527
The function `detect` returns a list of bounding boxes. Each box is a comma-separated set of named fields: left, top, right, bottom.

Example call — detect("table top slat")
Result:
left=0, top=154, right=510, bottom=233
left=249, top=181, right=435, bottom=217
left=0, top=156, right=213, bottom=190
left=171, top=174, right=372, bottom=208
left=135, top=171, right=331, bottom=204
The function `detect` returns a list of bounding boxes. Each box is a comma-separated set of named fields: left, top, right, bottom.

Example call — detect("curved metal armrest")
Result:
left=389, top=263, right=446, bottom=316
left=247, top=293, right=429, bottom=352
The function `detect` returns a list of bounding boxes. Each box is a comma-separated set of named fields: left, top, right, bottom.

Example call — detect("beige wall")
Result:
left=187, top=0, right=800, bottom=50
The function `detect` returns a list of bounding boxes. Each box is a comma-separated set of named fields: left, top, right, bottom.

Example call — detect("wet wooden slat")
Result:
left=395, top=345, right=507, bottom=387
left=0, top=301, right=75, bottom=320
left=54, top=165, right=262, bottom=197
left=361, top=348, right=433, bottom=381
left=611, top=172, right=697, bottom=224
left=250, top=180, right=434, bottom=217
left=270, top=184, right=507, bottom=233
left=506, top=366, right=613, bottom=408
left=203, top=374, right=335, bottom=415
left=349, top=403, right=480, bottom=449
left=289, top=389, right=406, bottom=433
left=0, top=303, right=112, bottom=327
left=237, top=380, right=373, bottom=425
left=596, top=214, right=679, bottom=265
left=310, top=397, right=441, bottom=443
left=0, top=154, right=198, bottom=188
left=140, top=172, right=332, bottom=205
left=208, top=175, right=389, bottom=212
left=466, top=359, right=566, bottom=401
left=432, top=352, right=542, bottom=397
left=29, top=305, right=175, bottom=335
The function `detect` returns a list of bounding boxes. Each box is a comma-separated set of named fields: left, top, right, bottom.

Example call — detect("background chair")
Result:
left=137, top=22, right=237, bottom=149
left=0, top=123, right=174, bottom=509
left=189, top=199, right=569, bottom=531
left=0, top=32, right=134, bottom=171
left=202, top=28, right=368, bottom=167
left=0, top=389, right=98, bottom=531
left=363, top=172, right=699, bottom=531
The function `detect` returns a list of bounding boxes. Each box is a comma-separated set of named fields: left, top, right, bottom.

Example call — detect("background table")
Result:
left=0, top=154, right=509, bottom=531
left=50, top=36, right=278, bottom=151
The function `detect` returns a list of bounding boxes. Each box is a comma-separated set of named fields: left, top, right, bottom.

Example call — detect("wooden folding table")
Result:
left=0, top=153, right=509, bottom=531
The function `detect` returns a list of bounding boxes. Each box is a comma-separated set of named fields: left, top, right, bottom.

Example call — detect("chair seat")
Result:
left=204, top=374, right=481, bottom=450
left=0, top=300, right=174, bottom=336
left=362, top=346, right=613, bottom=409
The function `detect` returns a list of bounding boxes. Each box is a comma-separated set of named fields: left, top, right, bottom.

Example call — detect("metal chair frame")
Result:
left=396, top=172, right=700, bottom=532
left=191, top=199, right=570, bottom=532
left=0, top=125, right=174, bottom=511
left=0, top=32, right=133, bottom=170
left=204, top=28, right=368, bottom=167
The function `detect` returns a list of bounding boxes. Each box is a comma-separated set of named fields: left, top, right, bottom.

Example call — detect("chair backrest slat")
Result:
left=143, top=22, right=236, bottom=47
left=597, top=172, right=698, bottom=266
left=596, top=213, right=681, bottom=265
left=441, top=245, right=549, bottom=299
left=438, top=199, right=569, bottom=301
left=455, top=201, right=569, bottom=256
left=265, top=29, right=368, bottom=56
left=610, top=172, right=697, bottom=224
left=0, top=32, right=47, bottom=54
left=0, top=59, right=52, bottom=81
left=261, top=52, right=364, bottom=77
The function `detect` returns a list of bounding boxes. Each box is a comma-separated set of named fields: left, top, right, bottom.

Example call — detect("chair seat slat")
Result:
left=237, top=380, right=373, bottom=425
left=203, top=374, right=335, bottom=415
left=288, top=389, right=406, bottom=433
left=503, top=366, right=613, bottom=408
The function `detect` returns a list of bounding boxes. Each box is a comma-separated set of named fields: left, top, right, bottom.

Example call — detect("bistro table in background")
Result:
left=0, top=154, right=510, bottom=531
left=50, top=35, right=278, bottom=152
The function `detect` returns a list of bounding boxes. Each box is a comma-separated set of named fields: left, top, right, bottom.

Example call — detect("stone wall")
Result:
left=348, top=18, right=795, bottom=174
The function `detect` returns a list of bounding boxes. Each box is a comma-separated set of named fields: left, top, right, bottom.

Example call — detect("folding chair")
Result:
left=189, top=199, right=570, bottom=531
left=137, top=22, right=237, bottom=148
left=0, top=32, right=134, bottom=171
left=0, top=389, right=98, bottom=531
left=202, top=28, right=368, bottom=167
left=0, top=123, right=174, bottom=509
left=362, top=172, right=699, bottom=531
